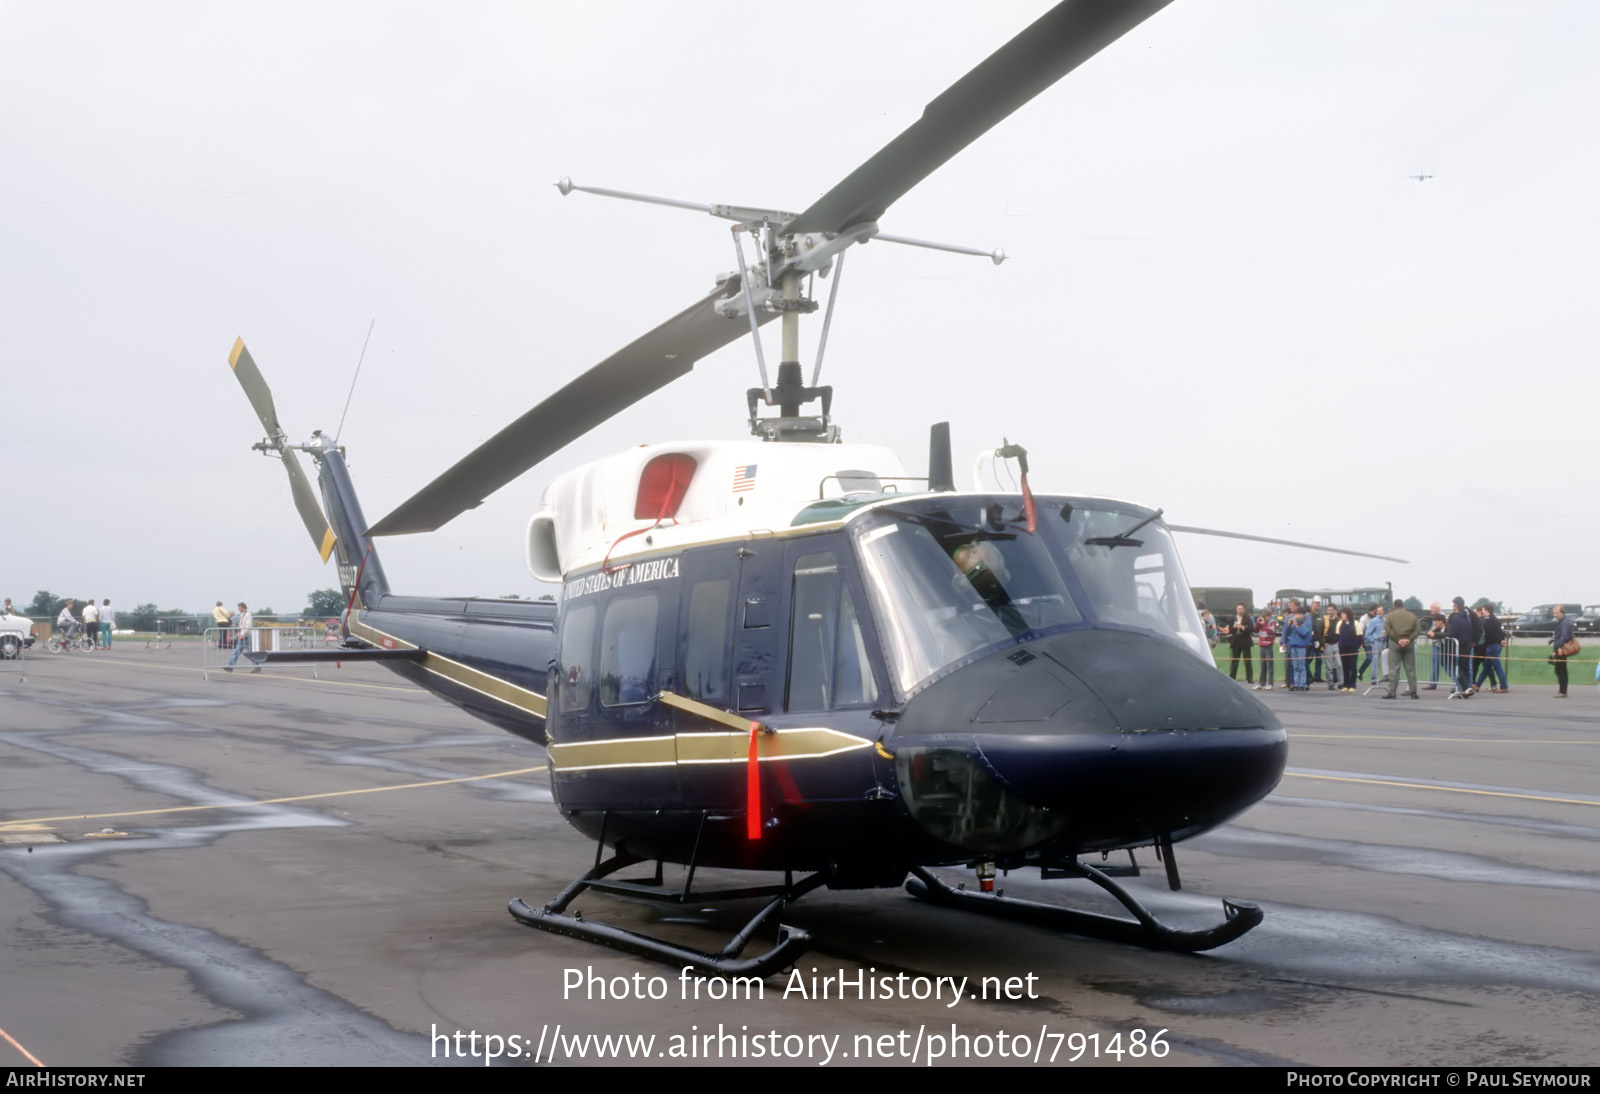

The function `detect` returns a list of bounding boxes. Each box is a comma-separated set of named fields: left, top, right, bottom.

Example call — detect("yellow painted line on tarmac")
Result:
left=44, top=653, right=428, bottom=694
left=0, top=765, right=548, bottom=833
left=1283, top=771, right=1600, bottom=808
left=1292, top=733, right=1591, bottom=745
left=0, top=1023, right=44, bottom=1067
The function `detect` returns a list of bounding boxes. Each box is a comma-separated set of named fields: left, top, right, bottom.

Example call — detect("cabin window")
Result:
left=600, top=594, right=659, bottom=707
left=558, top=604, right=596, bottom=713
left=785, top=551, right=878, bottom=712
left=684, top=579, right=731, bottom=703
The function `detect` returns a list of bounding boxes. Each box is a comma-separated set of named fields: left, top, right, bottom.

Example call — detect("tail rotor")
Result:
left=229, top=338, right=339, bottom=563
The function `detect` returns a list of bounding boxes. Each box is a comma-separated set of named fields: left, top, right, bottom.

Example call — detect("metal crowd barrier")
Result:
left=202, top=626, right=322, bottom=681
left=145, top=616, right=206, bottom=649
left=1363, top=637, right=1459, bottom=695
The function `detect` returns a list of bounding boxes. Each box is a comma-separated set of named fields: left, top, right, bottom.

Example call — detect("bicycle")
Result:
left=46, top=629, right=96, bottom=653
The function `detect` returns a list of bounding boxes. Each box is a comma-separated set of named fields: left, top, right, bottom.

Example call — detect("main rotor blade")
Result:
left=229, top=337, right=282, bottom=437
left=366, top=276, right=775, bottom=537
left=1166, top=525, right=1409, bottom=566
left=283, top=448, right=338, bottom=563
left=783, top=0, right=1174, bottom=236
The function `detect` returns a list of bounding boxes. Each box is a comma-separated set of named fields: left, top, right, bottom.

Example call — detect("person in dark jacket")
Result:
left=1445, top=597, right=1476, bottom=697
left=1474, top=606, right=1508, bottom=692
left=1335, top=608, right=1362, bottom=693
left=1549, top=605, right=1576, bottom=698
left=1467, top=606, right=1487, bottom=691
left=1225, top=603, right=1255, bottom=683
left=1308, top=597, right=1326, bottom=682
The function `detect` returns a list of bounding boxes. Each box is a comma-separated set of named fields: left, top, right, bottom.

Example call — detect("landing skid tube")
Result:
left=509, top=849, right=825, bottom=977
left=905, top=862, right=1262, bottom=952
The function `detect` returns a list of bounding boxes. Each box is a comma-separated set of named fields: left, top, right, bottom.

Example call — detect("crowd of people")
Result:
left=34, top=598, right=117, bottom=649
left=1200, top=596, right=1581, bottom=699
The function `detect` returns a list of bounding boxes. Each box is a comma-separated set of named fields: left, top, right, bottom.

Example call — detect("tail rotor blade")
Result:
left=284, top=448, right=338, bottom=563
left=229, top=338, right=282, bottom=437
left=228, top=337, right=338, bottom=564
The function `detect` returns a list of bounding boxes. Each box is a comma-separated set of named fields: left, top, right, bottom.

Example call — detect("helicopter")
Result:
left=229, top=0, right=1406, bottom=977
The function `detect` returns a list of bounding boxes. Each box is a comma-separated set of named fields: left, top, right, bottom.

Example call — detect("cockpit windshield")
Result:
left=852, top=497, right=1207, bottom=698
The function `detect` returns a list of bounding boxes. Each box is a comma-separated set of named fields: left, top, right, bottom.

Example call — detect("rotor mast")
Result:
left=363, top=1, right=1178, bottom=539
left=557, top=179, right=1000, bottom=443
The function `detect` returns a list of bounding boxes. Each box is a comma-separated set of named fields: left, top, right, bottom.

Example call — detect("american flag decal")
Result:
left=732, top=464, right=758, bottom=493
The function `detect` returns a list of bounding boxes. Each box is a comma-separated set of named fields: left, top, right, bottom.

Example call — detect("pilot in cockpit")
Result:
left=950, top=540, right=1028, bottom=636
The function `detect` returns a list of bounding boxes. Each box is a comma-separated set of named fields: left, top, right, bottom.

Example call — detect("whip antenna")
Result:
left=335, top=318, right=375, bottom=444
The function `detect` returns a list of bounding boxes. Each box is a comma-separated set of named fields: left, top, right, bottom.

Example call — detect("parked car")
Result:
left=1506, top=604, right=1584, bottom=638
left=0, top=608, right=35, bottom=659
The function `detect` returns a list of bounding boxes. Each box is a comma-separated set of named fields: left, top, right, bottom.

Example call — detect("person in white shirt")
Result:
left=83, top=600, right=100, bottom=648
left=225, top=602, right=258, bottom=672
left=100, top=600, right=114, bottom=648
left=56, top=601, right=79, bottom=639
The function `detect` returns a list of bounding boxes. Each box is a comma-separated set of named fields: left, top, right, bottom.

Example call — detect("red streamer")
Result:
left=746, top=722, right=763, bottom=840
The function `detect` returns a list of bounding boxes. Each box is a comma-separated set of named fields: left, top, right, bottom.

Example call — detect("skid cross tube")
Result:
left=905, top=861, right=1262, bottom=953
left=509, top=837, right=827, bottom=977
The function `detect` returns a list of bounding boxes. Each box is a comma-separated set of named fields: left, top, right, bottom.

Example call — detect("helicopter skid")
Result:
left=905, top=863, right=1262, bottom=953
left=509, top=850, right=827, bottom=977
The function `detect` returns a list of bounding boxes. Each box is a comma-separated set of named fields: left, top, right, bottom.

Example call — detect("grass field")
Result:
left=1211, top=640, right=1598, bottom=689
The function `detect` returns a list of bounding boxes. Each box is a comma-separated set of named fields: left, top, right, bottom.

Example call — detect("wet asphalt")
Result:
left=0, top=647, right=1594, bottom=1067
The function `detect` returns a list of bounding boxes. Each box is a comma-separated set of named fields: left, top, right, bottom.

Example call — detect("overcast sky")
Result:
left=3, top=1, right=1595, bottom=618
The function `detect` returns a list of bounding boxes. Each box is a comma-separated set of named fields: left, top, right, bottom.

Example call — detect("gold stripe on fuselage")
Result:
left=349, top=613, right=548, bottom=720
left=548, top=727, right=874, bottom=773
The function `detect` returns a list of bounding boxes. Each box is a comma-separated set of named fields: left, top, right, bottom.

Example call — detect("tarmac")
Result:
left=0, top=645, right=1595, bottom=1067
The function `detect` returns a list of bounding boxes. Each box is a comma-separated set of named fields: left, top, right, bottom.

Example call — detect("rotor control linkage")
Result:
left=905, top=861, right=1263, bottom=953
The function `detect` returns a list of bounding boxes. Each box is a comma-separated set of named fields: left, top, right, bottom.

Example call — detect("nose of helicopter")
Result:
left=889, top=628, right=1286, bottom=853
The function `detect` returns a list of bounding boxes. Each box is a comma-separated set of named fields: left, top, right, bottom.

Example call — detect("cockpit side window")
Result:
left=785, top=551, right=879, bottom=712
left=855, top=513, right=1081, bottom=697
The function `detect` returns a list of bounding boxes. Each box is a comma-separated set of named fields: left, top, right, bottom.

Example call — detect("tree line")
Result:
left=12, top=589, right=558, bottom=631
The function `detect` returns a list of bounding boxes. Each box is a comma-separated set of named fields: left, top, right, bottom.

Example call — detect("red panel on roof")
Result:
left=635, top=453, right=696, bottom=520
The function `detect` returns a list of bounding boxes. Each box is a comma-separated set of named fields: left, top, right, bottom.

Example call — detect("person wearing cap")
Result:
left=1445, top=597, right=1476, bottom=697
